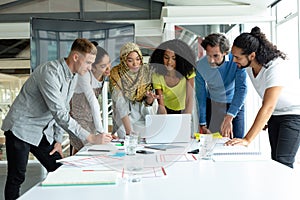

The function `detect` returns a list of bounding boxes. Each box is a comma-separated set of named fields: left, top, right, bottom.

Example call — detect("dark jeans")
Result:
left=206, top=98, right=245, bottom=138
left=4, top=131, right=62, bottom=200
left=165, top=107, right=182, bottom=114
left=268, top=115, right=300, bottom=168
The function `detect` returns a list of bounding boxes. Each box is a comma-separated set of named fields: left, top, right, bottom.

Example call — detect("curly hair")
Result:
left=201, top=33, right=230, bottom=54
left=233, top=26, right=286, bottom=67
left=149, top=39, right=195, bottom=78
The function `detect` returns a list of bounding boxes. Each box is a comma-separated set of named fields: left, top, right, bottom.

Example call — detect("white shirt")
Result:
left=246, top=58, right=300, bottom=115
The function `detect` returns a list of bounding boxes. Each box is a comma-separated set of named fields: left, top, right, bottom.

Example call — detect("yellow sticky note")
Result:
left=212, top=132, right=223, bottom=139
left=194, top=133, right=200, bottom=140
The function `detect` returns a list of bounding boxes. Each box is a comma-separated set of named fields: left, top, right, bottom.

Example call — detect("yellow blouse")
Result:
left=152, top=72, right=195, bottom=111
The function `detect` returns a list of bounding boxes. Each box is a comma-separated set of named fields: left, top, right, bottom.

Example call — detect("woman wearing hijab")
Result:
left=109, top=42, right=158, bottom=139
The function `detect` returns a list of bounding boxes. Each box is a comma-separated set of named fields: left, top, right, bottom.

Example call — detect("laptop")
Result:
left=142, top=114, right=192, bottom=144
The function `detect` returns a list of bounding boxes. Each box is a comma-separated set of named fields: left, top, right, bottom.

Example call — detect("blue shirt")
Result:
left=1, top=58, right=90, bottom=146
left=195, top=53, right=247, bottom=125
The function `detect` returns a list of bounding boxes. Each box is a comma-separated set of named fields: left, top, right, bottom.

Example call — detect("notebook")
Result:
left=211, top=142, right=265, bottom=162
left=41, top=168, right=117, bottom=186
left=142, top=114, right=192, bottom=144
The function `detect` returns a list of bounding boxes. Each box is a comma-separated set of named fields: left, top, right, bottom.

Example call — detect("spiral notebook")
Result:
left=211, top=141, right=265, bottom=162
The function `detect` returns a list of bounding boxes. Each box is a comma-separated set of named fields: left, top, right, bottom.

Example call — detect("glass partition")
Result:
left=30, top=17, right=135, bottom=71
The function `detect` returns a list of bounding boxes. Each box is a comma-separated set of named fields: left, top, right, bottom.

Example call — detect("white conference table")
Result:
left=19, top=142, right=300, bottom=200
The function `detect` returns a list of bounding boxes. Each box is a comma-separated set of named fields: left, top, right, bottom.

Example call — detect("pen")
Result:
left=121, top=168, right=125, bottom=178
left=161, top=167, right=167, bottom=176
left=191, top=154, right=197, bottom=160
left=187, top=149, right=199, bottom=154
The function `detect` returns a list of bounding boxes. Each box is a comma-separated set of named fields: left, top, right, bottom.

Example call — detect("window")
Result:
left=30, top=17, right=135, bottom=71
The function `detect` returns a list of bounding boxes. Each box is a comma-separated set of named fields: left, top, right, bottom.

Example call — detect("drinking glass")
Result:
left=198, top=134, right=214, bottom=160
left=124, top=134, right=138, bottom=155
left=124, top=156, right=144, bottom=183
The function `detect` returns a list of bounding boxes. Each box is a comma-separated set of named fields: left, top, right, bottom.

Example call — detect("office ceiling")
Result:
left=0, top=0, right=278, bottom=71
left=155, top=0, right=276, bottom=7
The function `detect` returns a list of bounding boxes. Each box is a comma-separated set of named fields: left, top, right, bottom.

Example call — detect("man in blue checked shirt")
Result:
left=195, top=33, right=247, bottom=138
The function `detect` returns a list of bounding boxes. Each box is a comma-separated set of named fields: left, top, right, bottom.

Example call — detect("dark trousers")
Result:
left=4, top=131, right=62, bottom=200
left=165, top=107, right=182, bottom=114
left=206, top=98, right=245, bottom=138
left=268, top=115, right=300, bottom=168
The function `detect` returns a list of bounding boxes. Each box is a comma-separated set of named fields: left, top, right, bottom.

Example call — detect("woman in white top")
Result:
left=227, top=26, right=300, bottom=168
left=70, top=42, right=111, bottom=154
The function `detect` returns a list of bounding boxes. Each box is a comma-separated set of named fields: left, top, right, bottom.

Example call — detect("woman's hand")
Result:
left=87, top=133, right=112, bottom=144
left=145, top=91, right=160, bottom=105
left=225, top=138, right=249, bottom=146
left=111, top=134, right=119, bottom=140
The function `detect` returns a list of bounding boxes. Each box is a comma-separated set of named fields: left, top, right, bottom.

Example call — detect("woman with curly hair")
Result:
left=149, top=39, right=196, bottom=114
left=226, top=26, right=300, bottom=168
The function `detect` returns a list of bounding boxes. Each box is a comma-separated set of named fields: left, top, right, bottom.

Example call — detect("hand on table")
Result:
left=225, top=138, right=249, bottom=146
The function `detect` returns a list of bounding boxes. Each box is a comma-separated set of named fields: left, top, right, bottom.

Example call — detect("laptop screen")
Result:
left=142, top=114, right=192, bottom=144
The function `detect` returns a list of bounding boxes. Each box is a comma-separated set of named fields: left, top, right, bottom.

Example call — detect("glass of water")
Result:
left=124, top=156, right=144, bottom=183
left=124, top=134, right=138, bottom=155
